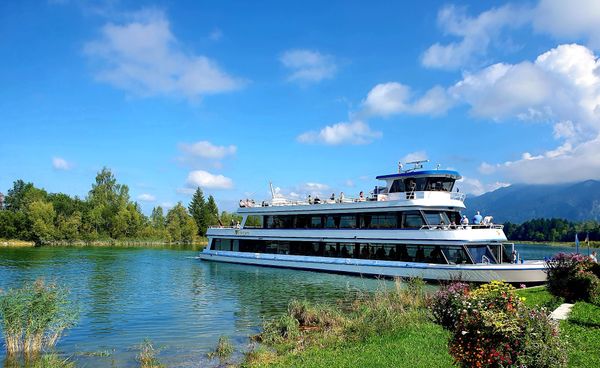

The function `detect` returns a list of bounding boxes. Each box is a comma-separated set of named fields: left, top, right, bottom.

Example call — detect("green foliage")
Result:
left=504, top=218, right=600, bottom=242
left=516, top=286, right=563, bottom=310
left=0, top=279, right=78, bottom=356
left=188, top=188, right=207, bottom=236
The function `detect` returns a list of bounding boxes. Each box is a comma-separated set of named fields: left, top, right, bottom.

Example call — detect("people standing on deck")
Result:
left=330, top=193, right=336, bottom=202
left=460, top=215, right=469, bottom=227
left=358, top=191, right=365, bottom=201
left=591, top=251, right=598, bottom=263
left=473, top=211, right=483, bottom=225
left=339, top=192, right=345, bottom=203
left=307, top=194, right=313, bottom=204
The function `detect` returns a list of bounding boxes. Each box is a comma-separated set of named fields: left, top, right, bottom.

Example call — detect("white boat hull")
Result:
left=198, top=250, right=547, bottom=283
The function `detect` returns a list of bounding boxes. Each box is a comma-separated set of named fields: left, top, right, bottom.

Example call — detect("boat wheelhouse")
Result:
left=198, top=162, right=547, bottom=283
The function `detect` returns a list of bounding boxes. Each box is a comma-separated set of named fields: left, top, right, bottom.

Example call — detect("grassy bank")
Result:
left=42, top=238, right=207, bottom=249
left=0, top=239, right=35, bottom=247
left=240, top=285, right=598, bottom=368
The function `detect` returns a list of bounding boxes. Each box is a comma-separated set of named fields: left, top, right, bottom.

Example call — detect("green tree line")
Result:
left=0, top=168, right=242, bottom=244
left=503, top=218, right=600, bottom=243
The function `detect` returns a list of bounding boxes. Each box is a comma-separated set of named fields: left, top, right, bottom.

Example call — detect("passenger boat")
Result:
left=198, top=161, right=547, bottom=283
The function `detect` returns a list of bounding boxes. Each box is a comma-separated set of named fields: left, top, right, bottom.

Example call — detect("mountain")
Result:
left=465, top=180, right=600, bottom=223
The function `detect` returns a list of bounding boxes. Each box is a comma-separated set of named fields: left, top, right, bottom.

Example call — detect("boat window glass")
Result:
left=369, top=213, right=398, bottom=229
left=215, top=238, right=232, bottom=251
left=245, top=215, right=263, bottom=228
left=442, top=246, right=470, bottom=264
left=324, top=242, right=338, bottom=257
left=423, top=211, right=450, bottom=226
left=232, top=240, right=239, bottom=252
left=389, top=179, right=405, bottom=193
left=445, top=211, right=461, bottom=225
left=324, top=216, right=337, bottom=229
left=402, top=211, right=425, bottom=228
left=339, top=215, right=357, bottom=228
left=425, top=177, right=455, bottom=192
left=487, top=243, right=510, bottom=263
left=466, top=244, right=497, bottom=264
left=296, top=215, right=309, bottom=229
left=310, top=216, right=323, bottom=228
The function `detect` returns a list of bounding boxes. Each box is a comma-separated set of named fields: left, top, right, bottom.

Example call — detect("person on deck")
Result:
left=472, top=211, right=483, bottom=225
left=460, top=215, right=469, bottom=226
left=591, top=251, right=598, bottom=263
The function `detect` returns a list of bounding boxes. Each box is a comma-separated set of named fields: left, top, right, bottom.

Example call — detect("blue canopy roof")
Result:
left=376, top=170, right=462, bottom=180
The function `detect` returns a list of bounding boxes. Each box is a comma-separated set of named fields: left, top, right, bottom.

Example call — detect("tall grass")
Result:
left=251, top=277, right=430, bottom=361
left=137, top=339, right=164, bottom=368
left=0, top=279, right=78, bottom=357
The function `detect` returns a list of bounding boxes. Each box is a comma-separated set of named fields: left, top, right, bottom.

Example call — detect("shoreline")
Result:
left=513, top=240, right=600, bottom=248
left=0, top=238, right=207, bottom=250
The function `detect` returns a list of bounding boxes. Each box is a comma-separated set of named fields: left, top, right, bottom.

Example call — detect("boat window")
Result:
left=423, top=211, right=451, bottom=226
left=402, top=211, right=425, bottom=228
left=324, top=216, right=337, bottom=229
left=442, top=246, right=470, bottom=264
left=466, top=244, right=497, bottom=264
left=487, top=243, right=511, bottom=263
left=295, top=215, right=309, bottom=228
left=369, top=213, right=398, bottom=229
left=425, top=177, right=455, bottom=192
left=213, top=238, right=232, bottom=251
left=232, top=240, right=239, bottom=252
left=389, top=179, right=406, bottom=193
left=245, top=215, right=263, bottom=228
left=445, top=211, right=461, bottom=225
left=310, top=216, right=323, bottom=228
left=339, top=215, right=357, bottom=228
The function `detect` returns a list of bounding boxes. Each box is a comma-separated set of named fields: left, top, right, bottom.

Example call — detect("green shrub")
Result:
left=208, top=335, right=234, bottom=360
left=546, top=253, right=600, bottom=304
left=0, top=279, right=78, bottom=356
left=136, top=339, right=164, bottom=368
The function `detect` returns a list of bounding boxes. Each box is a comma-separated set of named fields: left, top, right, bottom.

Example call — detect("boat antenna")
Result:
left=269, top=181, right=276, bottom=199
left=403, top=159, right=430, bottom=172
left=398, top=162, right=403, bottom=173
left=436, top=163, right=441, bottom=170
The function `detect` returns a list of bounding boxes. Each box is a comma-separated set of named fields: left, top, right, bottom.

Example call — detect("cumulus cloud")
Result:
left=280, top=49, right=337, bottom=83
left=179, top=141, right=237, bottom=159
left=449, top=43, right=600, bottom=183
left=84, top=9, right=242, bottom=99
left=362, top=82, right=454, bottom=117
left=297, top=120, right=382, bottom=145
left=52, top=157, right=72, bottom=171
left=185, top=170, right=233, bottom=189
left=177, top=140, right=237, bottom=168
left=422, top=4, right=530, bottom=70
left=533, top=0, right=600, bottom=48
left=450, top=44, right=600, bottom=142
left=137, top=193, right=156, bottom=202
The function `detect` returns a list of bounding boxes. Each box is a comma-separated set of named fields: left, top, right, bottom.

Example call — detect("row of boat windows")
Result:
left=389, top=177, right=456, bottom=193
left=211, top=239, right=473, bottom=265
left=262, top=210, right=461, bottom=229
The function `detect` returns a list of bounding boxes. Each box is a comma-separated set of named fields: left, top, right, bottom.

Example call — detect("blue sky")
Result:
left=1, top=0, right=600, bottom=213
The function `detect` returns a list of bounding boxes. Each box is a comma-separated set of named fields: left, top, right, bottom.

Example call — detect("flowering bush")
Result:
left=546, top=252, right=600, bottom=304
left=431, top=280, right=567, bottom=368
left=430, top=282, right=470, bottom=330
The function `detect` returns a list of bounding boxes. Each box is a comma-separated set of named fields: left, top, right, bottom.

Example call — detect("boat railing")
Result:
left=450, top=192, right=466, bottom=201
left=419, top=224, right=504, bottom=230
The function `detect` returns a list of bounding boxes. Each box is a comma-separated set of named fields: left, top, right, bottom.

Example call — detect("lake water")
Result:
left=0, top=243, right=597, bottom=367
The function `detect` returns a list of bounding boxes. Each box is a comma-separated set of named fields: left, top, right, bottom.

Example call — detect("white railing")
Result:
left=450, top=192, right=466, bottom=201
left=420, top=224, right=504, bottom=230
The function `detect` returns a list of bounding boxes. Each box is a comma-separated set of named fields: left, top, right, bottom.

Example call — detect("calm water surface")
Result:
left=0, top=244, right=597, bottom=367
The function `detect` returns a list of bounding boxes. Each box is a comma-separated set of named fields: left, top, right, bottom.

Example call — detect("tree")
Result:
left=205, top=195, right=219, bottom=228
left=166, top=202, right=197, bottom=244
left=188, top=188, right=207, bottom=236
left=5, top=180, right=47, bottom=212
left=87, top=167, right=131, bottom=236
left=26, top=200, right=56, bottom=243
left=150, top=206, right=165, bottom=229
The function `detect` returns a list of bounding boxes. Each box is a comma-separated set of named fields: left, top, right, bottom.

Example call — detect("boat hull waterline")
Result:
left=198, top=250, right=547, bottom=283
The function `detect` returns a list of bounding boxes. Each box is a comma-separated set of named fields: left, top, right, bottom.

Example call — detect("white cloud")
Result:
left=297, top=120, right=382, bottom=145
left=533, top=0, right=600, bottom=48
left=179, top=141, right=237, bottom=159
left=363, top=82, right=454, bottom=117
left=456, top=177, right=510, bottom=196
left=52, top=157, right=72, bottom=171
left=84, top=9, right=242, bottom=99
left=137, top=193, right=156, bottom=202
left=478, top=135, right=600, bottom=184
left=280, top=49, right=337, bottom=83
left=401, top=151, right=428, bottom=164
left=185, top=170, right=233, bottom=189
left=300, top=182, right=330, bottom=192
left=450, top=44, right=600, bottom=142
left=422, top=4, right=530, bottom=70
